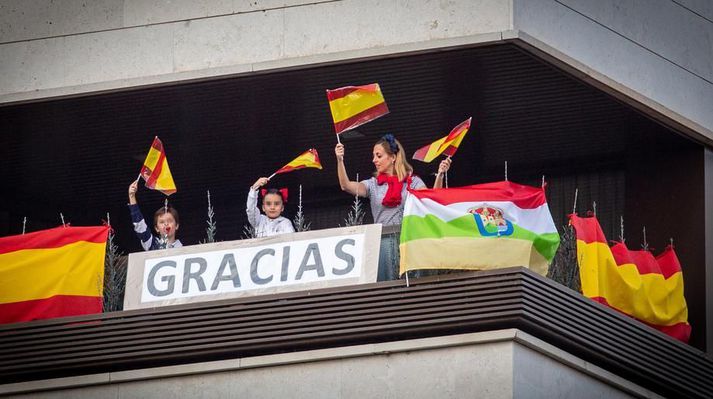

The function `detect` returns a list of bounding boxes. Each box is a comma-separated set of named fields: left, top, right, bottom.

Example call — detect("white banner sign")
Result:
left=124, top=225, right=381, bottom=310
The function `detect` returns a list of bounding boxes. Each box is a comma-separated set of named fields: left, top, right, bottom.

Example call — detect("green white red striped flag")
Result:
left=400, top=181, right=559, bottom=276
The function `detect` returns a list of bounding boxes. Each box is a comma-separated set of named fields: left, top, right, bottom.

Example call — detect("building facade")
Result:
left=1, top=1, right=712, bottom=396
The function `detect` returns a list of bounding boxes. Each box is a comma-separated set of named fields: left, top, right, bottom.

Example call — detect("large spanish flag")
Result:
left=273, top=148, right=322, bottom=175
left=412, top=117, right=472, bottom=163
left=140, top=136, right=177, bottom=195
left=400, top=181, right=560, bottom=276
left=0, top=226, right=109, bottom=324
left=326, top=83, right=389, bottom=134
left=570, top=215, right=690, bottom=342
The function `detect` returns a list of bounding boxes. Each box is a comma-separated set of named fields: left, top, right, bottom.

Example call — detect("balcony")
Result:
left=1, top=265, right=710, bottom=398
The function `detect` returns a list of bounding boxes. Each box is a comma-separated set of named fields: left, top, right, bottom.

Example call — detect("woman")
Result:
left=335, top=134, right=451, bottom=280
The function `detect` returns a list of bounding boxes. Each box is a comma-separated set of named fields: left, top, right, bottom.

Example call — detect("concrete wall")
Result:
left=1, top=0, right=710, bottom=141
left=1, top=330, right=659, bottom=399
left=513, top=0, right=713, bottom=143
left=707, top=148, right=713, bottom=352
left=0, top=0, right=511, bottom=102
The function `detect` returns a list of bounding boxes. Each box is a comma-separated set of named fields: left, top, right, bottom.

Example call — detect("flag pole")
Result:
left=642, top=226, right=649, bottom=251
left=60, top=213, right=66, bottom=228
left=445, top=155, right=451, bottom=188
left=267, top=173, right=276, bottom=180
left=162, top=198, right=169, bottom=248
left=593, top=201, right=597, bottom=216
left=336, top=132, right=341, bottom=145
left=22, top=216, right=26, bottom=234
left=572, top=188, right=578, bottom=215
left=136, top=173, right=142, bottom=183
left=619, top=216, right=625, bottom=243
left=405, top=270, right=410, bottom=287
left=504, top=161, right=508, bottom=181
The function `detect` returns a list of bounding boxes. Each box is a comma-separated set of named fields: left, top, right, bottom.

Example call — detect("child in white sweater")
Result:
left=246, top=177, right=295, bottom=237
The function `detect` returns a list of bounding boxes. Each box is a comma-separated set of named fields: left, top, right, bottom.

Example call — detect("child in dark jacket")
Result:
left=128, top=180, right=182, bottom=250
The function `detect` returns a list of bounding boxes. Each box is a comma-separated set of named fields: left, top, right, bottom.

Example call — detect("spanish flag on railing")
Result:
left=413, top=117, right=472, bottom=163
left=0, top=226, right=109, bottom=324
left=272, top=148, right=322, bottom=176
left=140, top=136, right=177, bottom=195
left=570, top=215, right=691, bottom=342
left=326, top=83, right=389, bottom=134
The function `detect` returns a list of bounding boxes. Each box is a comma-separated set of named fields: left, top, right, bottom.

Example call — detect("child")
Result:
left=247, top=177, right=295, bottom=237
left=128, top=180, right=183, bottom=251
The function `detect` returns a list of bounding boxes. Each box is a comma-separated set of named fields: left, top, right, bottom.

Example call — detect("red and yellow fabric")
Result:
left=326, top=83, right=389, bottom=134
left=570, top=215, right=690, bottom=342
left=140, top=136, right=177, bottom=195
left=412, top=117, right=472, bottom=162
left=273, top=148, right=323, bottom=175
left=0, top=226, right=109, bottom=324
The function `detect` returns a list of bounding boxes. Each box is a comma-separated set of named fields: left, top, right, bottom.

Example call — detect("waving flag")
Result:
left=327, top=83, right=389, bottom=134
left=140, top=136, right=177, bottom=195
left=570, top=215, right=690, bottom=342
left=273, top=148, right=322, bottom=176
left=400, top=181, right=559, bottom=276
left=0, top=226, right=109, bottom=324
left=413, top=117, right=472, bottom=162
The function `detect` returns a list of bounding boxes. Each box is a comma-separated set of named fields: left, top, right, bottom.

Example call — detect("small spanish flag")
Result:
left=273, top=148, right=322, bottom=176
left=412, top=117, right=472, bottom=163
left=0, top=226, right=109, bottom=324
left=140, top=137, right=177, bottom=195
left=326, top=83, right=389, bottom=134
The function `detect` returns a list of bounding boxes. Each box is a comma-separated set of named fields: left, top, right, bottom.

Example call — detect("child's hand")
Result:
left=335, top=143, right=345, bottom=162
left=128, top=181, right=138, bottom=204
left=251, top=177, right=269, bottom=191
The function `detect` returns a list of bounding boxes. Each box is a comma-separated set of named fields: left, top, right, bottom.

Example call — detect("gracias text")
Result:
left=140, top=234, right=364, bottom=302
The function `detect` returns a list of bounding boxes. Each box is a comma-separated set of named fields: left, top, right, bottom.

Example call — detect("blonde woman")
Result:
left=335, top=134, right=451, bottom=280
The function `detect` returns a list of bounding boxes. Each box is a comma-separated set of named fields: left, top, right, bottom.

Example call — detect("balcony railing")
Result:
left=1, top=267, right=711, bottom=398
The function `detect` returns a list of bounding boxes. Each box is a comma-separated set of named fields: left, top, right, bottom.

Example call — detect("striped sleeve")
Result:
left=361, top=177, right=375, bottom=198
left=410, top=175, right=426, bottom=189
left=128, top=204, right=156, bottom=251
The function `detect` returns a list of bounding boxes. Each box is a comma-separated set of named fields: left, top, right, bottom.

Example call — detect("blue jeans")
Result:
left=378, top=233, right=400, bottom=281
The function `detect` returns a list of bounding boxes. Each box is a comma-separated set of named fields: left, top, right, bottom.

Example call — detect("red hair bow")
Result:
left=260, top=188, right=288, bottom=203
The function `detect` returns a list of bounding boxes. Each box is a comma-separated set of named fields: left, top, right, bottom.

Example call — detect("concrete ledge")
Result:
left=2, top=25, right=709, bottom=150
left=0, top=30, right=507, bottom=106
left=511, top=30, right=713, bottom=147
left=0, top=329, right=660, bottom=398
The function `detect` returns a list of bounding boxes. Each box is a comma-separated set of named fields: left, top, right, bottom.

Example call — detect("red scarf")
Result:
left=377, top=173, right=411, bottom=207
